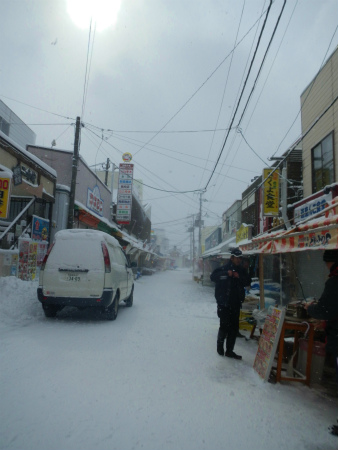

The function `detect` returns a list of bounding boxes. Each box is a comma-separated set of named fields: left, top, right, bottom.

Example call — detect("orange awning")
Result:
left=240, top=196, right=338, bottom=254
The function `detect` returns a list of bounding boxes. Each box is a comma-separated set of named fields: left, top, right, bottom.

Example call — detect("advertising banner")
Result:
left=32, top=215, right=50, bottom=241
left=18, top=238, right=48, bottom=280
left=294, top=192, right=332, bottom=223
left=0, top=172, right=12, bottom=219
left=87, top=185, right=104, bottom=216
left=253, top=307, right=285, bottom=381
left=263, top=168, right=279, bottom=216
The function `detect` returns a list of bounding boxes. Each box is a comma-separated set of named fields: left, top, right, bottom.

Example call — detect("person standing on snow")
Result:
left=210, top=247, right=249, bottom=360
left=304, top=249, right=338, bottom=436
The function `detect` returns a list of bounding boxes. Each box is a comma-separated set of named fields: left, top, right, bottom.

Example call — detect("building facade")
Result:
left=301, top=45, right=338, bottom=198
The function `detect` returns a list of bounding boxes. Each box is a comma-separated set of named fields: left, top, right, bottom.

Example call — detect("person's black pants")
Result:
left=217, top=306, right=240, bottom=352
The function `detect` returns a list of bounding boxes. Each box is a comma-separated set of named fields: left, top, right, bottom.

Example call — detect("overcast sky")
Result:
left=1, top=0, right=338, bottom=251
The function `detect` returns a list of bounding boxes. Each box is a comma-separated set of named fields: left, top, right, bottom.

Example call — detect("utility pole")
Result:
left=67, top=116, right=81, bottom=229
left=187, top=214, right=195, bottom=278
left=104, top=158, right=110, bottom=186
left=270, top=157, right=291, bottom=229
left=198, top=192, right=202, bottom=257
left=192, top=215, right=195, bottom=278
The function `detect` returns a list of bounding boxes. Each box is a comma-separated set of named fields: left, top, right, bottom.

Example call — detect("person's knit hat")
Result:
left=323, top=249, right=338, bottom=262
left=230, top=247, right=242, bottom=257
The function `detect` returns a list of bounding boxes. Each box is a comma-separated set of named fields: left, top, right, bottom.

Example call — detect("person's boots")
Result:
left=217, top=329, right=227, bottom=356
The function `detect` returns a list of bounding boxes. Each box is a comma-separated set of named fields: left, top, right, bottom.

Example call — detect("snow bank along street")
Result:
left=1, top=269, right=337, bottom=450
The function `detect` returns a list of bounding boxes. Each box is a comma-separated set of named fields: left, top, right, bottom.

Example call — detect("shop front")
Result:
left=239, top=196, right=338, bottom=387
left=0, top=133, right=56, bottom=278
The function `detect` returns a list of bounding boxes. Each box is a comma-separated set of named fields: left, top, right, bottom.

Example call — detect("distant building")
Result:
left=151, top=228, right=169, bottom=255
left=0, top=100, right=36, bottom=149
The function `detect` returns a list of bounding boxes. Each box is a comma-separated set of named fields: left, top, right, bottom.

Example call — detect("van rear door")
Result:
left=42, top=238, right=105, bottom=298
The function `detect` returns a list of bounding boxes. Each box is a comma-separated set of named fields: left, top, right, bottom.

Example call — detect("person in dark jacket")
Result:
left=304, top=249, right=338, bottom=436
left=210, top=247, right=249, bottom=360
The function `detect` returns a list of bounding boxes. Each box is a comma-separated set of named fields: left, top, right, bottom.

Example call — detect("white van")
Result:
left=37, top=229, right=136, bottom=319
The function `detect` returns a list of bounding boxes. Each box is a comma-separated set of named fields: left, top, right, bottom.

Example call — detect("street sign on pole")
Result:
left=116, top=163, right=134, bottom=224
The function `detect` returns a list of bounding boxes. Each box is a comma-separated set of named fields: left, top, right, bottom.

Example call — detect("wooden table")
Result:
left=276, top=320, right=315, bottom=386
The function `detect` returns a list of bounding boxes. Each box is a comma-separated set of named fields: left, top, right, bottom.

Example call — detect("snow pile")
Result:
left=0, top=276, right=41, bottom=326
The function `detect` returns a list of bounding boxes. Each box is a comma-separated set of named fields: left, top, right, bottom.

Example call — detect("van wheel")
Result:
left=105, top=294, right=119, bottom=320
left=125, top=286, right=134, bottom=307
left=42, top=304, right=58, bottom=318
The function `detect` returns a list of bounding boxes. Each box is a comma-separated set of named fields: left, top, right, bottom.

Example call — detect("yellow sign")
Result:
left=236, top=224, right=250, bottom=243
left=0, top=174, right=12, bottom=219
left=263, top=168, right=279, bottom=216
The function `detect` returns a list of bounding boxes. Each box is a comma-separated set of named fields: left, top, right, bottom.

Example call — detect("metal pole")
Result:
left=67, top=116, right=81, bottom=229
left=192, top=214, right=195, bottom=278
left=198, top=192, right=202, bottom=257
left=104, top=158, right=110, bottom=186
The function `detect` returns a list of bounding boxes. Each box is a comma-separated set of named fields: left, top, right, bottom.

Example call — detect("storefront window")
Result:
left=312, top=133, right=334, bottom=192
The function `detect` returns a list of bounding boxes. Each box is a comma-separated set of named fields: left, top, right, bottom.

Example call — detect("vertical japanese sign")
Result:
left=263, top=168, right=279, bottom=216
left=116, top=163, right=134, bottom=224
left=253, top=306, right=286, bottom=381
left=0, top=172, right=12, bottom=219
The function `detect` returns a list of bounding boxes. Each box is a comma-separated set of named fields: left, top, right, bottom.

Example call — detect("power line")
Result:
left=204, top=0, right=274, bottom=190
left=81, top=18, right=96, bottom=120
left=199, top=0, right=247, bottom=190
left=0, top=95, right=75, bottom=120
left=271, top=22, right=338, bottom=158
left=224, top=94, right=338, bottom=226
left=236, top=0, right=287, bottom=127
left=130, top=3, right=276, bottom=158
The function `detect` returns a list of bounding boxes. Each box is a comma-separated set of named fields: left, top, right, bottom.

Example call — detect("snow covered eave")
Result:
left=0, top=131, right=57, bottom=178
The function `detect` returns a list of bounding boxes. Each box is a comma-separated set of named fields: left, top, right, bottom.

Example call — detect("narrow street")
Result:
left=1, top=269, right=337, bottom=450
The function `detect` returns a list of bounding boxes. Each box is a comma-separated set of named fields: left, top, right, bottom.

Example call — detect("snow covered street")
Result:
left=1, top=269, right=337, bottom=450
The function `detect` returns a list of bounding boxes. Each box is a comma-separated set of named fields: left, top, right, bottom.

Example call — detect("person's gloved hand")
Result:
left=217, top=306, right=225, bottom=318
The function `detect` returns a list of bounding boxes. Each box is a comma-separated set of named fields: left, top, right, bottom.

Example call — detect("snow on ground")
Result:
left=0, top=269, right=337, bottom=450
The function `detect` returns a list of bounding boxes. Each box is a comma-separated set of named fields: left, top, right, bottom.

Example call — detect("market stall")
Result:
left=239, top=196, right=338, bottom=385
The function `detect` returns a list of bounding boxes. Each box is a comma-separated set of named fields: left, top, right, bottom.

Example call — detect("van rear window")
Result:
left=46, top=239, right=104, bottom=271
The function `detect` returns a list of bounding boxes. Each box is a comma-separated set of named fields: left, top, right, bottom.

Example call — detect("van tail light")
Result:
left=40, top=242, right=55, bottom=271
left=101, top=242, right=111, bottom=273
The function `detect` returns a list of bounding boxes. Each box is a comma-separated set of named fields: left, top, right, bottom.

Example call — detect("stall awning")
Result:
left=239, top=196, right=338, bottom=255
left=74, top=202, right=121, bottom=236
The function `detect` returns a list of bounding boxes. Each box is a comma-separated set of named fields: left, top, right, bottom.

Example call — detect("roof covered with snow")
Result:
left=0, top=130, right=57, bottom=178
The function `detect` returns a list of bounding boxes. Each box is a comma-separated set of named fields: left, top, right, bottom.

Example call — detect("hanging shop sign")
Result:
left=0, top=172, right=12, bottom=219
left=122, top=152, right=133, bottom=162
left=31, top=215, right=50, bottom=241
left=87, top=185, right=104, bottom=216
left=263, top=168, right=279, bottom=216
left=116, top=163, right=134, bottom=224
